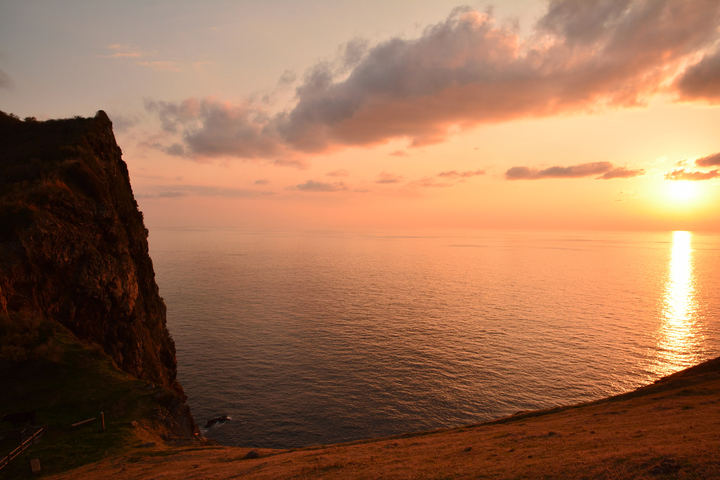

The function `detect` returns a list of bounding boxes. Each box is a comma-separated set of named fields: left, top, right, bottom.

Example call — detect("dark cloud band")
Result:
left=146, top=0, right=720, bottom=161
left=695, top=152, right=720, bottom=167
left=506, top=162, right=645, bottom=180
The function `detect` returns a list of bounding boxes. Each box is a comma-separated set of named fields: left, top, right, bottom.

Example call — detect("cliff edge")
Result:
left=0, top=110, right=197, bottom=438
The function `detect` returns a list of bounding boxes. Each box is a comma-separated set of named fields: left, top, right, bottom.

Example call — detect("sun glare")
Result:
left=653, top=231, right=704, bottom=376
left=668, top=181, right=698, bottom=202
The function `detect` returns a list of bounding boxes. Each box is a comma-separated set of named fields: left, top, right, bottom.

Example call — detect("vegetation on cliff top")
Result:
left=0, top=318, right=193, bottom=478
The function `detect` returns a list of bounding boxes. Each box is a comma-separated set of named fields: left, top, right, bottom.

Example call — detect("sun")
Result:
left=667, top=181, right=699, bottom=202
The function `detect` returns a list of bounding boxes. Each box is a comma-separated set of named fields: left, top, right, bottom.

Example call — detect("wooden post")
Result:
left=101, top=412, right=105, bottom=432
left=71, top=418, right=96, bottom=428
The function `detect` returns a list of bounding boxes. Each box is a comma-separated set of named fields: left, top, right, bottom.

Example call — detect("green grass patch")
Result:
left=0, top=322, right=178, bottom=478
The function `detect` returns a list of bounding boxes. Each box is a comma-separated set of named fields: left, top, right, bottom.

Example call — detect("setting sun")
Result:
left=668, top=181, right=700, bottom=202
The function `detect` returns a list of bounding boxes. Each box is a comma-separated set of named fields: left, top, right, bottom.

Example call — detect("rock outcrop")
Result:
left=0, top=110, right=198, bottom=437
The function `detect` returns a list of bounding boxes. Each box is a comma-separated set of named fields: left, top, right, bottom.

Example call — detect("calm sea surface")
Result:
left=149, top=229, right=720, bottom=448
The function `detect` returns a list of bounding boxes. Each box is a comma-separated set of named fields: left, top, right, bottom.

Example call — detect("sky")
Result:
left=1, top=0, right=720, bottom=232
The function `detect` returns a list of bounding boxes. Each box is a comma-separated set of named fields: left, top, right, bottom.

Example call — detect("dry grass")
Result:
left=46, top=358, right=720, bottom=479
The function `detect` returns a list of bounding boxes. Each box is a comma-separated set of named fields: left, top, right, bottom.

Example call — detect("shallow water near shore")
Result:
left=149, top=229, right=720, bottom=449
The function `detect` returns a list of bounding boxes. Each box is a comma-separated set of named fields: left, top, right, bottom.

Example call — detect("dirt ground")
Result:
left=47, top=358, right=720, bottom=479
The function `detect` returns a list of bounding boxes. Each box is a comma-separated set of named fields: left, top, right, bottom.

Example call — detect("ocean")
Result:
left=148, top=229, right=720, bottom=449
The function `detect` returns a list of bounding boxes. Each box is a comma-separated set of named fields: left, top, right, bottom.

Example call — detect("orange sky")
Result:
left=1, top=1, right=719, bottom=232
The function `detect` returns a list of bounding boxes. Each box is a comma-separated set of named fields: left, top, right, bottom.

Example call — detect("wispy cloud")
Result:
left=105, top=45, right=190, bottom=73
left=139, top=61, right=183, bottom=72
left=506, top=162, right=645, bottom=180
left=404, top=168, right=487, bottom=188
left=107, top=112, right=142, bottom=133
left=137, top=184, right=275, bottom=199
left=389, top=150, right=408, bottom=157
left=105, top=44, right=153, bottom=59
left=277, top=69, right=297, bottom=87
left=437, top=169, right=485, bottom=178
left=273, top=158, right=308, bottom=169
left=597, top=166, right=647, bottom=180
left=326, top=169, right=350, bottom=177
left=375, top=172, right=403, bottom=184
left=0, top=68, right=13, bottom=89
left=664, top=168, right=719, bottom=181
left=192, top=61, right=217, bottom=71
left=145, top=0, right=720, bottom=161
left=407, top=177, right=452, bottom=188
left=293, top=180, right=347, bottom=192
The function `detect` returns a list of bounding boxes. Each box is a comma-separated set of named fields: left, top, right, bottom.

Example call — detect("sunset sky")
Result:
left=1, top=0, right=719, bottom=232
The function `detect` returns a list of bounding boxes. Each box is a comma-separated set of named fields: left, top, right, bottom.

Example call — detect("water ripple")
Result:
left=150, top=229, right=720, bottom=448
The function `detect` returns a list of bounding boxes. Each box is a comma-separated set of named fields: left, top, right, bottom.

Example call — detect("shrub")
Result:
left=0, top=312, right=63, bottom=363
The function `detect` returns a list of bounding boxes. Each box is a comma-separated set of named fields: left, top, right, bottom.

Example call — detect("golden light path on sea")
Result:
left=654, top=231, right=704, bottom=377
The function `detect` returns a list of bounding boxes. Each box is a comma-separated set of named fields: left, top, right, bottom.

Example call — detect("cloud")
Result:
left=438, top=169, right=485, bottom=178
left=326, top=169, right=350, bottom=177
left=676, top=49, right=720, bottom=102
left=134, top=173, right=184, bottom=182
left=597, top=166, right=646, bottom=179
left=165, top=143, right=186, bottom=156
left=272, top=158, right=308, bottom=169
left=137, top=184, right=275, bottom=199
left=277, top=70, right=297, bottom=87
left=146, top=1, right=720, bottom=160
left=145, top=98, right=285, bottom=158
left=0, top=68, right=13, bottom=89
left=105, top=44, right=152, bottom=58
left=664, top=168, right=719, bottom=181
left=506, top=162, right=645, bottom=180
left=389, top=150, right=408, bottom=157
left=375, top=172, right=403, bottom=184
left=192, top=61, right=217, bottom=71
left=253, top=179, right=270, bottom=185
left=139, top=61, right=183, bottom=72
left=407, top=177, right=453, bottom=188
left=695, top=152, right=720, bottom=167
left=405, top=168, right=486, bottom=188
left=107, top=112, right=142, bottom=133
left=294, top=180, right=347, bottom=192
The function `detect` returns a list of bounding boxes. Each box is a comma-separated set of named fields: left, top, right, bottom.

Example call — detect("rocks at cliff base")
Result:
left=205, top=414, right=231, bottom=428
left=242, top=450, right=260, bottom=460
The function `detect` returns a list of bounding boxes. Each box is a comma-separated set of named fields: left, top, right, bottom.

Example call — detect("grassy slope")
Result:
left=45, top=357, right=720, bottom=479
left=0, top=325, right=186, bottom=478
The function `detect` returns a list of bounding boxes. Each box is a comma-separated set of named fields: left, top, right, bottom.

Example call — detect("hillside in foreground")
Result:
left=0, top=323, right=204, bottom=478
left=47, top=355, right=720, bottom=479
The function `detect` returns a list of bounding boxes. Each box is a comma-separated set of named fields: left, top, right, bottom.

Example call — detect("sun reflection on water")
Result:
left=653, top=231, right=704, bottom=377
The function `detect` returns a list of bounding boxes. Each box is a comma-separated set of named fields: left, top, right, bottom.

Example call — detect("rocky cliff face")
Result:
left=0, top=110, right=198, bottom=437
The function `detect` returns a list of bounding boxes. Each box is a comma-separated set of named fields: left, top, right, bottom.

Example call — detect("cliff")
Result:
left=0, top=110, right=197, bottom=438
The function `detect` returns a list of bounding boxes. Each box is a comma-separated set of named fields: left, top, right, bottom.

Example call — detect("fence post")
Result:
left=101, top=412, right=105, bottom=432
